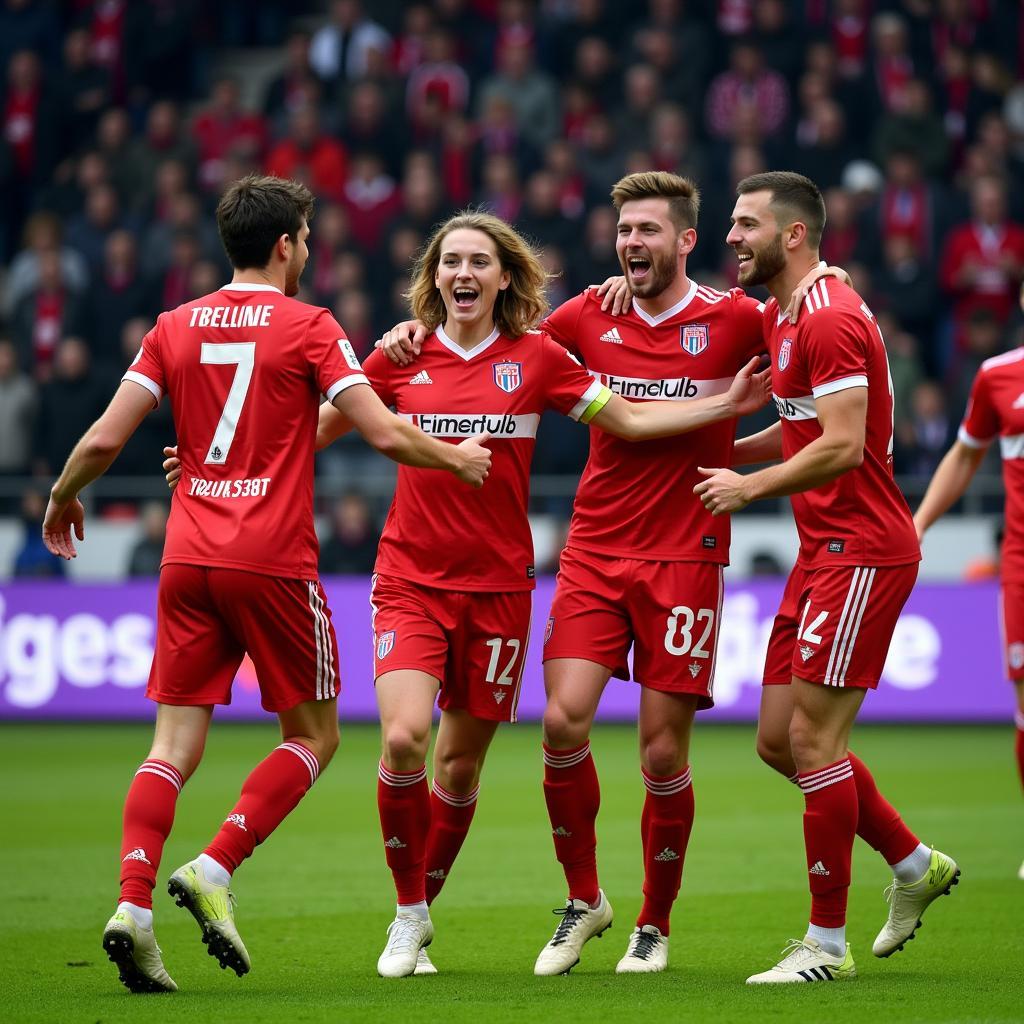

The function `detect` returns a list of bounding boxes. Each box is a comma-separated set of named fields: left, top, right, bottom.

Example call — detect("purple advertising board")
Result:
left=0, top=577, right=1010, bottom=722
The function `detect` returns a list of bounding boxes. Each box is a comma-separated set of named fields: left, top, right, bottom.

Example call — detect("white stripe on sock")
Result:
left=279, top=742, right=319, bottom=786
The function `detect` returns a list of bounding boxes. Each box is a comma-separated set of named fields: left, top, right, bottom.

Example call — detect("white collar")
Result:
left=221, top=282, right=283, bottom=294
left=631, top=278, right=699, bottom=326
left=435, top=323, right=501, bottom=361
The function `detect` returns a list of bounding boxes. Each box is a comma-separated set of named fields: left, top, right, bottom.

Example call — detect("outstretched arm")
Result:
left=732, top=421, right=783, bottom=466
left=913, top=439, right=987, bottom=542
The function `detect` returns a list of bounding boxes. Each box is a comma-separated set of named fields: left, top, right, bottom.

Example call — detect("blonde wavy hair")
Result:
left=406, top=210, right=550, bottom=338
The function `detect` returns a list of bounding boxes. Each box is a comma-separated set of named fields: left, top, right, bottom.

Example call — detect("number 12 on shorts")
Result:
left=484, top=637, right=521, bottom=685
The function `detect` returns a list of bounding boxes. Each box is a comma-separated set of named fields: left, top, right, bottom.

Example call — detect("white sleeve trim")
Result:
left=811, top=375, right=868, bottom=399
left=122, top=371, right=162, bottom=404
left=325, top=373, right=370, bottom=402
left=957, top=424, right=993, bottom=449
left=567, top=380, right=606, bottom=422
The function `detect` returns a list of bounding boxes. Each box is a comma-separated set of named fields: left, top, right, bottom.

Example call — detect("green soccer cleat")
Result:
left=872, top=848, right=960, bottom=957
left=167, top=859, right=251, bottom=976
left=746, top=937, right=857, bottom=984
left=101, top=909, right=177, bottom=994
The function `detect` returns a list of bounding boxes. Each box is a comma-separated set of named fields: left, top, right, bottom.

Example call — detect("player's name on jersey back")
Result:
left=187, top=476, right=271, bottom=498
left=187, top=304, right=274, bottom=329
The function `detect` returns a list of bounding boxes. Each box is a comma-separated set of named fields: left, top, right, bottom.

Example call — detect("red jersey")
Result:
left=369, top=326, right=611, bottom=591
left=125, top=282, right=368, bottom=579
left=765, top=278, right=919, bottom=568
left=543, top=284, right=765, bottom=563
left=958, top=347, right=1024, bottom=582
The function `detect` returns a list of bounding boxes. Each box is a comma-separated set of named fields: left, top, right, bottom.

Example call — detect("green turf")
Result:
left=1, top=722, right=1019, bottom=1023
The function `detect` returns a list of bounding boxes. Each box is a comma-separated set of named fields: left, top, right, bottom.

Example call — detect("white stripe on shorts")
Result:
left=823, top=567, right=876, bottom=687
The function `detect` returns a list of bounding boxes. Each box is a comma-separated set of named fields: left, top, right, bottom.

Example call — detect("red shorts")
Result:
left=999, top=583, right=1024, bottom=681
left=543, top=546, right=724, bottom=709
left=147, top=564, right=340, bottom=712
left=369, top=574, right=531, bottom=723
left=763, top=562, right=918, bottom=689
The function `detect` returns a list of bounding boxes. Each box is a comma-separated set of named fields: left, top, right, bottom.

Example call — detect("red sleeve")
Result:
left=958, top=369, right=998, bottom=447
left=800, top=307, right=870, bottom=399
left=540, top=292, right=587, bottom=359
left=539, top=333, right=607, bottom=419
left=303, top=308, right=370, bottom=400
left=360, top=348, right=396, bottom=406
left=731, top=289, right=769, bottom=358
left=122, top=314, right=167, bottom=405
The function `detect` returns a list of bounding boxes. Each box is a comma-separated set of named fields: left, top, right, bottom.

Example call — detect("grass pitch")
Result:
left=1, top=722, right=1020, bottom=1023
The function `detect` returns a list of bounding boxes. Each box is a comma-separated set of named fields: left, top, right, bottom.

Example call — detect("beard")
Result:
left=620, top=247, right=679, bottom=299
left=738, top=233, right=787, bottom=287
left=284, top=254, right=305, bottom=296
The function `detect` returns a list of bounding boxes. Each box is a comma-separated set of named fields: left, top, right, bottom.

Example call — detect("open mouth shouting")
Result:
left=626, top=253, right=652, bottom=284
left=452, top=286, right=479, bottom=311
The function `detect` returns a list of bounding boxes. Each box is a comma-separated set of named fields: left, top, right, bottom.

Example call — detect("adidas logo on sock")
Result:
left=654, top=847, right=680, bottom=862
left=599, top=328, right=624, bottom=343
left=122, top=847, right=151, bottom=864
left=384, top=836, right=407, bottom=849
left=799, top=644, right=815, bottom=662
left=426, top=869, right=446, bottom=879
left=810, top=860, right=830, bottom=876
left=552, top=826, right=573, bottom=837
left=226, top=813, right=248, bottom=831
left=409, top=370, right=433, bottom=385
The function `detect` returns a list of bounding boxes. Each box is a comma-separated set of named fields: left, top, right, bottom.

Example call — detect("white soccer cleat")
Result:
left=167, top=859, right=251, bottom=976
left=533, top=889, right=613, bottom=976
left=413, top=946, right=438, bottom=975
left=872, top=848, right=960, bottom=957
left=102, top=909, right=177, bottom=993
left=615, top=925, right=668, bottom=973
left=746, top=937, right=856, bottom=984
left=377, top=912, right=434, bottom=978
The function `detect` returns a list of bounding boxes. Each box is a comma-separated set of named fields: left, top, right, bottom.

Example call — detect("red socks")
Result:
left=638, top=766, right=693, bottom=935
left=377, top=761, right=430, bottom=905
left=847, top=751, right=919, bottom=864
left=119, top=760, right=184, bottom=908
left=425, top=781, right=478, bottom=905
left=204, top=742, right=320, bottom=873
left=542, top=741, right=601, bottom=904
left=1016, top=711, right=1024, bottom=794
left=798, top=758, right=858, bottom=928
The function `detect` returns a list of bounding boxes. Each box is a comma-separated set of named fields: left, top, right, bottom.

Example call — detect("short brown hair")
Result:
left=216, top=174, right=314, bottom=269
left=407, top=210, right=550, bottom=338
left=736, top=171, right=826, bottom=248
left=610, top=171, right=701, bottom=231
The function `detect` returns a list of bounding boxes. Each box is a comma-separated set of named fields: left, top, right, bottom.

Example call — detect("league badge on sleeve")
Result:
left=376, top=630, right=396, bottom=660
left=778, top=338, right=793, bottom=371
left=679, top=324, right=709, bottom=356
left=493, top=361, right=523, bottom=393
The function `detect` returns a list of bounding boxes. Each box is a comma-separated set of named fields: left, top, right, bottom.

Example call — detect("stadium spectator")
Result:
left=309, top=0, right=391, bottom=87
left=126, top=500, right=168, bottom=577
left=898, top=379, right=952, bottom=477
left=4, top=210, right=88, bottom=321
left=340, top=79, right=402, bottom=177
left=342, top=152, right=401, bottom=252
left=873, top=235, right=939, bottom=365
left=405, top=28, right=469, bottom=139
left=705, top=38, right=790, bottom=143
left=127, top=102, right=199, bottom=210
left=0, top=338, right=37, bottom=493
left=53, top=27, right=112, bottom=158
left=265, top=103, right=348, bottom=203
left=873, top=78, right=950, bottom=178
left=65, top=182, right=131, bottom=269
left=262, top=30, right=317, bottom=128
left=319, top=491, right=378, bottom=574
left=191, top=75, right=268, bottom=193
left=13, top=487, right=64, bottom=578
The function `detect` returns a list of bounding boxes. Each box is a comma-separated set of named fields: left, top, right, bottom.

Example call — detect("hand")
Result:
left=453, top=431, right=492, bottom=488
left=42, top=492, right=85, bottom=559
left=375, top=320, right=428, bottom=366
left=785, top=264, right=852, bottom=323
left=595, top=275, right=632, bottom=316
left=727, top=357, right=773, bottom=417
left=163, top=445, right=181, bottom=491
left=693, top=467, right=751, bottom=516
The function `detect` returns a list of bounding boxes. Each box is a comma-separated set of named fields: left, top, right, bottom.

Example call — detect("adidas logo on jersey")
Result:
left=409, top=370, right=433, bottom=385
left=688, top=662, right=702, bottom=678
left=552, top=826, right=573, bottom=837
left=226, top=813, right=248, bottom=831
left=654, top=847, right=680, bottom=862
left=599, top=328, right=624, bottom=343
left=122, top=847, right=151, bottom=864
left=799, top=644, right=815, bottom=662
left=384, top=836, right=407, bottom=849
left=810, top=860, right=830, bottom=876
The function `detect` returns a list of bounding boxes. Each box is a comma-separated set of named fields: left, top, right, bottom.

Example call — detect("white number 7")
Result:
left=201, top=342, right=255, bottom=465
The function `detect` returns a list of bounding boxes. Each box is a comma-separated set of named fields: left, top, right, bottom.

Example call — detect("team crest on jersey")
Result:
left=679, top=324, right=709, bottom=356
left=376, top=630, right=396, bottom=660
left=778, top=338, right=793, bottom=371
left=492, top=361, right=522, bottom=393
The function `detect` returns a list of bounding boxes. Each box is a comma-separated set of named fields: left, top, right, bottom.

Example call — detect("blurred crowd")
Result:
left=2, top=0, right=1022, bottom=576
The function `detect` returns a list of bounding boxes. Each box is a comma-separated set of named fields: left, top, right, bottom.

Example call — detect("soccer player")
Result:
left=695, top=171, right=959, bottom=984
left=376, top=172, right=828, bottom=975
left=311, top=210, right=771, bottom=978
left=42, top=175, right=491, bottom=995
left=914, top=282, right=1024, bottom=881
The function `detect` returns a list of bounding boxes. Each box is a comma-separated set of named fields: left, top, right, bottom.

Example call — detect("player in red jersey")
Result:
left=306, top=209, right=771, bottom=977
left=376, top=172, right=835, bottom=976
left=915, top=283, right=1024, bottom=881
left=696, top=171, right=959, bottom=984
left=41, top=175, right=491, bottom=995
